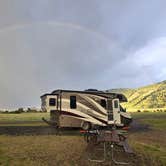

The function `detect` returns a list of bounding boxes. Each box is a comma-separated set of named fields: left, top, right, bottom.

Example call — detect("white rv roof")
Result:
left=41, top=89, right=127, bottom=102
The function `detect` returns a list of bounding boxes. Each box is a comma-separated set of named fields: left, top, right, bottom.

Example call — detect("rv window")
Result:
left=70, top=96, right=77, bottom=109
left=49, top=98, right=56, bottom=106
left=100, top=99, right=106, bottom=108
left=114, top=100, right=119, bottom=108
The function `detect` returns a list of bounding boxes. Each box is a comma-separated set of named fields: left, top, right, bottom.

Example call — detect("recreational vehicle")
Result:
left=41, top=89, right=132, bottom=130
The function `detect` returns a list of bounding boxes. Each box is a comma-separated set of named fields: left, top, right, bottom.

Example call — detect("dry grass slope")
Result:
left=108, top=80, right=166, bottom=109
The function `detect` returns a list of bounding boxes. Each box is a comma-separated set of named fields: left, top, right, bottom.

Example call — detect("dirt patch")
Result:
left=0, top=126, right=58, bottom=135
left=0, top=125, right=84, bottom=135
left=0, top=119, right=150, bottom=135
left=129, top=119, right=151, bottom=132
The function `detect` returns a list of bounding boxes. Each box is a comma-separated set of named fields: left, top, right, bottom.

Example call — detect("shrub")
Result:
left=27, top=108, right=38, bottom=113
left=143, top=110, right=149, bottom=112
left=11, top=108, right=24, bottom=114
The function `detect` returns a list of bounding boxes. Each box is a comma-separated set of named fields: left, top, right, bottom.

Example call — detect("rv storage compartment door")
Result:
left=50, top=110, right=60, bottom=126
left=112, top=99, right=121, bottom=125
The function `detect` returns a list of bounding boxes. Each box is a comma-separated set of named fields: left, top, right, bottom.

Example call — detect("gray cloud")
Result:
left=0, top=0, right=166, bottom=108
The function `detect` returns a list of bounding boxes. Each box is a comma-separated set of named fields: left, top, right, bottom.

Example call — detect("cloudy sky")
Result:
left=0, top=0, right=166, bottom=108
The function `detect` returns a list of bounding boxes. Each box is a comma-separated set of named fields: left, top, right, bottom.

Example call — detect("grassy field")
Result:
left=129, top=112, right=166, bottom=166
left=0, top=112, right=49, bottom=126
left=126, top=107, right=166, bottom=113
left=0, top=112, right=49, bottom=122
left=0, top=112, right=165, bottom=166
left=0, top=135, right=87, bottom=166
left=131, top=112, right=166, bottom=129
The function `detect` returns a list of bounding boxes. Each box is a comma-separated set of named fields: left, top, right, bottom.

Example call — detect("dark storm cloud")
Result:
left=0, top=0, right=166, bottom=108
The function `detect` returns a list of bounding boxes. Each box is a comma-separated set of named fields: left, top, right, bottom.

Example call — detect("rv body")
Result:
left=41, top=90, right=132, bottom=129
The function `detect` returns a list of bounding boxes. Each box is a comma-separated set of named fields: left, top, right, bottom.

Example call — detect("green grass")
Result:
left=132, top=112, right=166, bottom=118
left=130, top=141, right=166, bottom=166
left=0, top=122, right=47, bottom=126
left=0, top=149, right=11, bottom=166
left=0, top=113, right=49, bottom=122
left=142, top=119, right=166, bottom=130
left=0, top=135, right=86, bottom=166
left=0, top=113, right=49, bottom=127
left=132, top=112, right=166, bottom=129
left=129, top=112, right=166, bottom=165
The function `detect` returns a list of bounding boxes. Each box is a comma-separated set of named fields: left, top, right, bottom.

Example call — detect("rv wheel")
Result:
left=82, top=122, right=91, bottom=130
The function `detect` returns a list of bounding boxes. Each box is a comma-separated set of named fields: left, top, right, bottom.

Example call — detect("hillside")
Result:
left=107, top=80, right=166, bottom=109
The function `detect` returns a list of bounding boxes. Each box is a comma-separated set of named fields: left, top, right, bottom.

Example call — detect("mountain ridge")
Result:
left=107, top=80, right=166, bottom=109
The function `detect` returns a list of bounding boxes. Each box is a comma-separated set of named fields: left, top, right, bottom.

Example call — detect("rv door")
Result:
left=107, top=99, right=114, bottom=124
left=112, top=99, right=121, bottom=124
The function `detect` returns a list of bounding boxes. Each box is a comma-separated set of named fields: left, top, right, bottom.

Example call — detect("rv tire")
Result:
left=82, top=122, right=91, bottom=130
